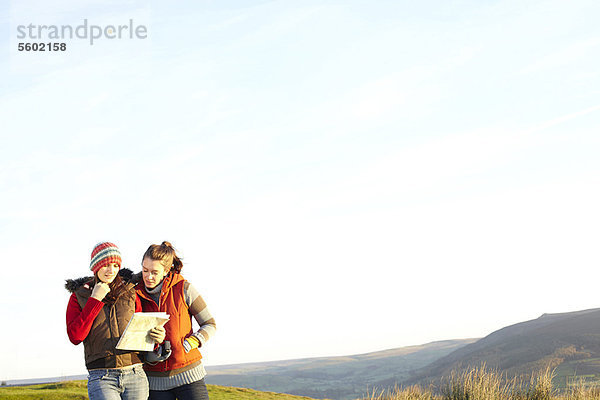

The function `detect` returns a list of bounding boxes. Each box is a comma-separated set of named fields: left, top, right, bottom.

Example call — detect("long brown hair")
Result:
left=142, top=241, right=183, bottom=274
left=94, top=273, right=126, bottom=305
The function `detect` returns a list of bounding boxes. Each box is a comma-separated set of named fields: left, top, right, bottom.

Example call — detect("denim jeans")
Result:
left=149, top=378, right=209, bottom=400
left=87, top=364, right=149, bottom=400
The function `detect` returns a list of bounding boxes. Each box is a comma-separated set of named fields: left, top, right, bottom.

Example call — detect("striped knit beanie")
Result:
left=90, top=242, right=122, bottom=273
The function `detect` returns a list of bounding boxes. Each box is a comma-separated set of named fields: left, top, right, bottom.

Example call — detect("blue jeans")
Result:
left=149, top=379, right=209, bottom=400
left=87, top=364, right=149, bottom=400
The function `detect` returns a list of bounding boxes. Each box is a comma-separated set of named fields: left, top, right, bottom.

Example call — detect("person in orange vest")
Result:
left=66, top=241, right=166, bottom=400
left=136, top=241, right=217, bottom=400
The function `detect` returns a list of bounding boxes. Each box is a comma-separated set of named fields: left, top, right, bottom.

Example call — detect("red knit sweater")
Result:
left=66, top=293, right=142, bottom=344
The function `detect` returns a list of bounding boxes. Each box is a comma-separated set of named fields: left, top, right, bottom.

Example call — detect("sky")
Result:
left=1, top=0, right=600, bottom=382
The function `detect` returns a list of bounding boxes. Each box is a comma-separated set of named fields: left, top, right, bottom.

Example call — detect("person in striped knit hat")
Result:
left=66, top=242, right=166, bottom=400
left=136, top=241, right=216, bottom=400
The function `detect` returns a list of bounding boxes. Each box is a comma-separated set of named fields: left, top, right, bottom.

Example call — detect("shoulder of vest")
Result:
left=174, top=278, right=188, bottom=293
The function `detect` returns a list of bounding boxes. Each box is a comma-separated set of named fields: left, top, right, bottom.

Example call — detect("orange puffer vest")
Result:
left=135, top=272, right=202, bottom=376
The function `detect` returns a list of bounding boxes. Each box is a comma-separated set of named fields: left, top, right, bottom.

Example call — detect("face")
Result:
left=142, top=257, right=169, bottom=289
left=97, top=262, right=120, bottom=284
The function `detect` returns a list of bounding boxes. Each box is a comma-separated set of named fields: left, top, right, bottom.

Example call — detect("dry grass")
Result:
left=364, top=385, right=436, bottom=400
left=358, top=366, right=600, bottom=400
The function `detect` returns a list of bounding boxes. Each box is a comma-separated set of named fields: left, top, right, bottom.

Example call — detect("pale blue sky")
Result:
left=1, top=0, right=600, bottom=381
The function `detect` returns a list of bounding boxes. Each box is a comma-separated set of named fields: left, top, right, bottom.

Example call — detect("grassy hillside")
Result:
left=0, top=381, right=325, bottom=400
left=6, top=368, right=599, bottom=400
left=206, top=339, right=477, bottom=400
left=408, top=308, right=600, bottom=389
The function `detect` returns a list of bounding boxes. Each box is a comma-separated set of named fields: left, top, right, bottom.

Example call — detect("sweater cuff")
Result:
left=193, top=332, right=206, bottom=348
left=83, top=297, right=105, bottom=314
left=183, top=335, right=200, bottom=352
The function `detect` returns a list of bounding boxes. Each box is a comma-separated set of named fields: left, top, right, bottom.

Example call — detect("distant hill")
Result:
left=2, top=374, right=87, bottom=387
left=205, top=339, right=477, bottom=400
left=407, top=308, right=600, bottom=388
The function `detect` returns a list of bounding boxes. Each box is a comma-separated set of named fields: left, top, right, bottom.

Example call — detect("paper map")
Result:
left=116, top=312, right=170, bottom=351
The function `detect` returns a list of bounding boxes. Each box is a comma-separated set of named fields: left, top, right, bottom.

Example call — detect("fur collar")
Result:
left=64, top=268, right=139, bottom=293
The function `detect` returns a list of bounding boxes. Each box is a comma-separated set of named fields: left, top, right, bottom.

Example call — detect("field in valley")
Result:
left=0, top=381, right=325, bottom=400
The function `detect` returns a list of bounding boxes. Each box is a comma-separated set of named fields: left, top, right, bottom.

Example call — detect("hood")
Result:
left=65, top=268, right=139, bottom=293
left=162, top=271, right=185, bottom=291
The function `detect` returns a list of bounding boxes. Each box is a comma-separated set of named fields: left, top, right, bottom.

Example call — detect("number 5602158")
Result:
left=18, top=42, right=66, bottom=51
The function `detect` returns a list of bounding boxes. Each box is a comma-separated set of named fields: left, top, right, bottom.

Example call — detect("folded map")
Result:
left=116, top=312, right=170, bottom=351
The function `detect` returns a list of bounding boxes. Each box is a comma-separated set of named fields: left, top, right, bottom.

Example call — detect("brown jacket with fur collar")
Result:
left=65, top=269, right=143, bottom=370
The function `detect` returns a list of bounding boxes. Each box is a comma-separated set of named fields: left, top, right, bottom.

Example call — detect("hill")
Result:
left=407, top=308, right=600, bottom=388
left=0, top=380, right=324, bottom=400
left=205, top=339, right=477, bottom=400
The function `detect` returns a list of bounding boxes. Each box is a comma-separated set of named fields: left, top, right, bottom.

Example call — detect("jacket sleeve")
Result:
left=184, top=282, right=216, bottom=347
left=66, top=292, right=104, bottom=345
